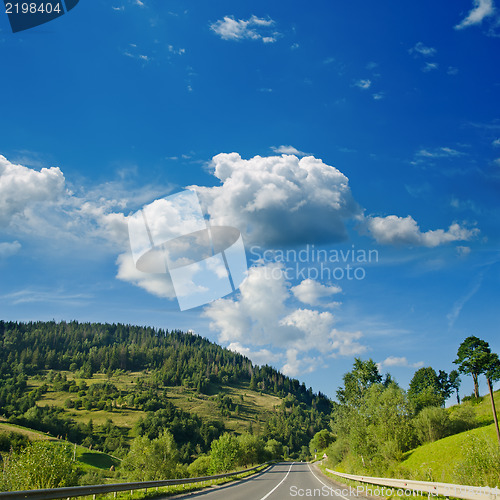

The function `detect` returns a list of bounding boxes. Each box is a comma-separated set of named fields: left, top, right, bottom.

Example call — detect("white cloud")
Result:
left=372, top=93, right=384, bottom=100
left=354, top=79, right=372, bottom=89
left=492, top=138, right=500, bottom=147
left=291, top=279, right=341, bottom=307
left=116, top=252, right=176, bottom=299
left=2, top=287, right=92, bottom=305
left=0, top=241, right=21, bottom=258
left=378, top=356, right=424, bottom=370
left=168, top=45, right=186, bottom=55
left=422, top=62, right=439, bottom=72
left=456, top=246, right=472, bottom=257
left=455, top=0, right=495, bottom=29
left=270, top=145, right=307, bottom=156
left=447, top=274, right=483, bottom=328
left=0, top=155, right=144, bottom=253
left=417, top=147, right=464, bottom=158
left=410, top=42, right=437, bottom=57
left=228, top=342, right=283, bottom=366
left=192, top=153, right=362, bottom=246
left=448, top=66, right=459, bottom=76
left=0, top=155, right=66, bottom=226
left=210, top=15, right=278, bottom=43
left=203, top=263, right=366, bottom=375
left=364, top=215, right=479, bottom=247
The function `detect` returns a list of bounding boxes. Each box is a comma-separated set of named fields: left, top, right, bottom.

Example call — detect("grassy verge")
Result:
left=68, top=463, right=271, bottom=500
left=318, top=463, right=451, bottom=500
left=399, top=423, right=498, bottom=483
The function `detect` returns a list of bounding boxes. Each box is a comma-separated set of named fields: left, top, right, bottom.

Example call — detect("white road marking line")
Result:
left=259, top=462, right=295, bottom=500
left=308, top=463, right=350, bottom=500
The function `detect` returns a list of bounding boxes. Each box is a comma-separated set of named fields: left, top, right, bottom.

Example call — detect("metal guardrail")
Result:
left=325, top=468, right=500, bottom=500
left=0, top=462, right=271, bottom=500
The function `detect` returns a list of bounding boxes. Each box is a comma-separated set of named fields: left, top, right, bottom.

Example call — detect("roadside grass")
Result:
left=399, top=423, right=498, bottom=483
left=318, top=462, right=452, bottom=500
left=450, top=390, right=500, bottom=426
left=57, top=463, right=271, bottom=500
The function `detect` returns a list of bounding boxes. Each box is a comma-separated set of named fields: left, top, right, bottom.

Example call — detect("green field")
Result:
left=27, top=370, right=281, bottom=439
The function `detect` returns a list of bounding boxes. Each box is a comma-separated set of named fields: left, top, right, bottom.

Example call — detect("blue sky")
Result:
left=1, top=0, right=499, bottom=401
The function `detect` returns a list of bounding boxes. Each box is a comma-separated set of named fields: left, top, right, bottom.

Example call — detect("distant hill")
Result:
left=0, top=320, right=332, bottom=460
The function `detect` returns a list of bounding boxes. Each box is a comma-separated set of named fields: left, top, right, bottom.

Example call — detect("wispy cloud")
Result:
left=354, top=79, right=372, bottom=89
left=455, top=0, right=495, bottom=29
left=377, top=356, right=424, bottom=371
left=447, top=274, right=483, bottom=328
left=2, top=288, right=93, bottom=306
left=422, top=62, right=439, bottom=72
left=168, top=45, right=186, bottom=56
left=0, top=241, right=21, bottom=258
left=410, top=42, right=437, bottom=57
left=271, top=145, right=308, bottom=156
left=210, top=15, right=278, bottom=43
left=417, top=147, right=464, bottom=158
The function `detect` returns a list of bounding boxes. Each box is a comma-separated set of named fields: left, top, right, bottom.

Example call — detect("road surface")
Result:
left=172, top=462, right=366, bottom=500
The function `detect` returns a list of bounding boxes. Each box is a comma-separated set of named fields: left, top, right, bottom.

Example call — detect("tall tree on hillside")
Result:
left=336, top=358, right=382, bottom=407
left=483, top=352, right=500, bottom=446
left=448, top=370, right=462, bottom=404
left=454, top=336, right=490, bottom=398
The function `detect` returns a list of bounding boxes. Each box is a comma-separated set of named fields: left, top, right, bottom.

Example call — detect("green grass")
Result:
left=331, top=390, right=500, bottom=485
left=0, top=420, right=120, bottom=472
left=29, top=371, right=282, bottom=438
left=399, top=423, right=498, bottom=483
left=0, top=420, right=55, bottom=441
left=451, top=390, right=500, bottom=426
left=78, top=463, right=271, bottom=500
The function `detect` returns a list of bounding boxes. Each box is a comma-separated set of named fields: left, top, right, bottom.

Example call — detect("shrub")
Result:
left=453, top=434, right=500, bottom=487
left=187, top=455, right=211, bottom=477
left=0, top=441, right=76, bottom=491
left=413, top=406, right=451, bottom=443
left=449, top=405, right=477, bottom=434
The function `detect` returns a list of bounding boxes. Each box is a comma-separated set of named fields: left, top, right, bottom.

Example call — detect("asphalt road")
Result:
left=172, top=462, right=366, bottom=500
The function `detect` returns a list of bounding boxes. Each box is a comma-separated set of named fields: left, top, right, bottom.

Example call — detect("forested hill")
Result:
left=0, top=320, right=331, bottom=412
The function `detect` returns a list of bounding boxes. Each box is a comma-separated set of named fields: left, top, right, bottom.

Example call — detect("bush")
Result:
left=0, top=441, right=77, bottom=491
left=453, top=434, right=500, bottom=487
left=449, top=405, right=477, bottom=434
left=187, top=455, right=211, bottom=477
left=209, top=433, right=241, bottom=473
left=325, top=438, right=349, bottom=467
left=0, top=432, right=29, bottom=452
left=462, top=395, right=484, bottom=405
left=413, top=406, right=451, bottom=443
left=121, top=431, right=181, bottom=481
